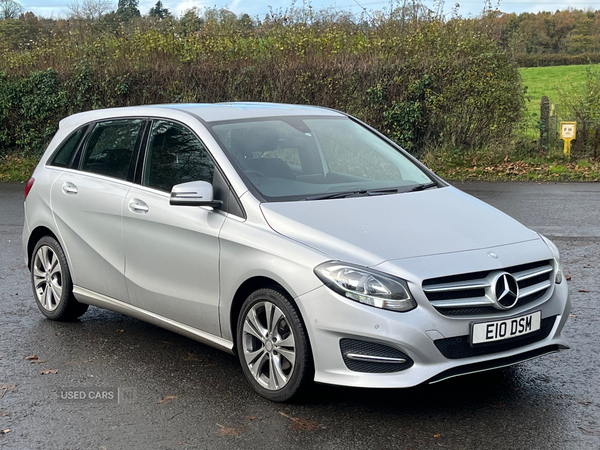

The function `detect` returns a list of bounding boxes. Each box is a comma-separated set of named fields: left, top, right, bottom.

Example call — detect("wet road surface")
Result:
left=1, top=181, right=599, bottom=449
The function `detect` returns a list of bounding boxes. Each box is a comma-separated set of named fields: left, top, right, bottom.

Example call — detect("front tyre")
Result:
left=31, top=236, right=88, bottom=321
left=236, top=287, right=313, bottom=402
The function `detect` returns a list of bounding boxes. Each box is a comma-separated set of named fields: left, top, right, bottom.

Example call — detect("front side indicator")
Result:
left=539, top=234, right=563, bottom=284
left=314, top=261, right=417, bottom=312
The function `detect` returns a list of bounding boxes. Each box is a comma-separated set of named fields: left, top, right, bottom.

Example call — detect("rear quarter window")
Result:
left=49, top=127, right=86, bottom=168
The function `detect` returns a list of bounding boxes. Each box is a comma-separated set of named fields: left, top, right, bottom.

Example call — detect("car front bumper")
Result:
left=296, top=278, right=570, bottom=388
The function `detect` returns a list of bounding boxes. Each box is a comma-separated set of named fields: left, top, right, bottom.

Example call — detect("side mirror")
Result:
left=169, top=181, right=223, bottom=208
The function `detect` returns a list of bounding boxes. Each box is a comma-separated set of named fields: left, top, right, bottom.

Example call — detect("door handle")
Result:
left=128, top=199, right=149, bottom=213
left=62, top=182, right=78, bottom=195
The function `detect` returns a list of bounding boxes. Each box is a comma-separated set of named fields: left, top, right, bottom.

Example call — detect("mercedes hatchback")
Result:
left=23, top=103, right=570, bottom=401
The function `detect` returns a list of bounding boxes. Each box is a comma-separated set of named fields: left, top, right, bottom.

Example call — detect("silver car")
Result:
left=22, top=103, right=570, bottom=401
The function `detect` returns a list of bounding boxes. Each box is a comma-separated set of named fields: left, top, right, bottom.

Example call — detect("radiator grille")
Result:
left=422, top=260, right=554, bottom=316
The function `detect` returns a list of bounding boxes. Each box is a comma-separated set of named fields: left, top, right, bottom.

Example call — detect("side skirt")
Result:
left=73, top=286, right=235, bottom=354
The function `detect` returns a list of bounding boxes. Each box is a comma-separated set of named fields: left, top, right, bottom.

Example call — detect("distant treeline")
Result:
left=486, top=8, right=600, bottom=57
left=516, top=53, right=600, bottom=67
left=3, top=3, right=600, bottom=56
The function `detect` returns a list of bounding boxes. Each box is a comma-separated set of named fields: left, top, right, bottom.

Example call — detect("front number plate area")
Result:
left=471, top=311, right=542, bottom=345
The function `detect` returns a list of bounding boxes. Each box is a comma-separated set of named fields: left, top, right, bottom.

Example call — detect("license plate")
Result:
left=471, top=311, right=542, bottom=345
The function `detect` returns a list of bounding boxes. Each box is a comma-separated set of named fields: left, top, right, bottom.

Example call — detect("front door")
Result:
left=122, top=119, right=225, bottom=335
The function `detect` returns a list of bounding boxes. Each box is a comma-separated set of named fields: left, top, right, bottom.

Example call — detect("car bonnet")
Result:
left=259, top=186, right=540, bottom=267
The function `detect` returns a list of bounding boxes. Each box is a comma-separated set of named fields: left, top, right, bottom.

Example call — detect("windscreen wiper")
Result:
left=305, top=188, right=399, bottom=201
left=402, top=182, right=438, bottom=193
left=367, top=188, right=400, bottom=195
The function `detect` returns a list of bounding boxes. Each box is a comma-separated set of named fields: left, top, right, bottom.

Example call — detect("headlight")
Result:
left=539, top=234, right=563, bottom=284
left=314, top=261, right=417, bottom=312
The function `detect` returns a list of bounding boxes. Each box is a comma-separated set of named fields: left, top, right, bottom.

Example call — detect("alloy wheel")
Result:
left=32, top=245, right=63, bottom=312
left=241, top=301, right=297, bottom=390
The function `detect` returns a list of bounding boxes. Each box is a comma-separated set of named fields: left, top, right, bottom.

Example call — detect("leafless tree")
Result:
left=67, top=0, right=113, bottom=20
left=0, top=0, right=24, bottom=20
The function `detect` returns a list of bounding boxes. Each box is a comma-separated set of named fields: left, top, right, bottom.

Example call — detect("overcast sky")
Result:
left=17, top=0, right=600, bottom=21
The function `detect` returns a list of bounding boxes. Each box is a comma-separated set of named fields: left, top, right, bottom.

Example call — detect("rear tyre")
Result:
left=236, top=287, right=313, bottom=402
left=30, top=236, right=89, bottom=321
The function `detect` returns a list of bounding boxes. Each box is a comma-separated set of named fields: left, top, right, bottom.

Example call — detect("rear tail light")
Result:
left=24, top=177, right=35, bottom=200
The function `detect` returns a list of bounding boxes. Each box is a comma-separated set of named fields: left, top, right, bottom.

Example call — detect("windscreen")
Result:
left=209, top=116, right=434, bottom=201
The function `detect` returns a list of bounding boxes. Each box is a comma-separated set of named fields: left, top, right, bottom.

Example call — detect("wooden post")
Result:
left=549, top=104, right=558, bottom=147
left=540, top=96, right=550, bottom=151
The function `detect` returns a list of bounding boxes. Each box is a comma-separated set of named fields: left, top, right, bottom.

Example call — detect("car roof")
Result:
left=59, top=102, right=345, bottom=130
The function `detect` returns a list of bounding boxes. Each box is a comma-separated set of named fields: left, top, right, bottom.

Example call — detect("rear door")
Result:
left=122, top=119, right=225, bottom=335
left=50, top=118, right=145, bottom=302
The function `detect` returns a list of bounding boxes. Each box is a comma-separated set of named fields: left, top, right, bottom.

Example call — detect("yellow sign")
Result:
left=560, top=121, right=576, bottom=157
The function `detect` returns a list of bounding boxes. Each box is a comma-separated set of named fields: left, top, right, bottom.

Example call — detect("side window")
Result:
left=80, top=119, right=143, bottom=180
left=143, top=120, right=215, bottom=192
left=49, top=127, right=86, bottom=168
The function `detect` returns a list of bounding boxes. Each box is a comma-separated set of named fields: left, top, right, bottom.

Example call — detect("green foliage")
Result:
left=0, top=72, right=14, bottom=147
left=16, top=69, right=68, bottom=155
left=383, top=100, right=423, bottom=153
left=0, top=153, right=38, bottom=181
left=117, top=0, right=140, bottom=22
left=558, top=66, right=600, bottom=158
left=148, top=1, right=170, bottom=20
left=179, top=8, right=204, bottom=35
left=0, top=69, right=68, bottom=156
left=0, top=8, right=525, bottom=159
left=520, top=64, right=590, bottom=141
left=489, top=9, right=600, bottom=57
left=422, top=145, right=600, bottom=182
left=517, top=53, right=600, bottom=67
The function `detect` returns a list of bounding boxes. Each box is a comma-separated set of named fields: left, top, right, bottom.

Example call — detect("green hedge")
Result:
left=516, top=52, right=600, bottom=67
left=0, top=19, right=525, bottom=158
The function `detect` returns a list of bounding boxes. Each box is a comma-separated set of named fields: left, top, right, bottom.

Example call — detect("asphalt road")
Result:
left=1, top=181, right=599, bottom=450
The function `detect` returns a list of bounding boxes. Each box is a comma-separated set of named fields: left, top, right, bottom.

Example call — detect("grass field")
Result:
left=520, top=65, right=590, bottom=138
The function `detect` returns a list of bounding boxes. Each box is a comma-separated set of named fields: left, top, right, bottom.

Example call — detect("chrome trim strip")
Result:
left=423, top=280, right=490, bottom=293
left=43, top=166, right=135, bottom=189
left=73, top=286, right=234, bottom=354
left=519, top=280, right=552, bottom=297
left=430, top=297, right=495, bottom=308
left=345, top=354, right=407, bottom=364
left=425, top=262, right=553, bottom=311
left=514, top=265, right=553, bottom=281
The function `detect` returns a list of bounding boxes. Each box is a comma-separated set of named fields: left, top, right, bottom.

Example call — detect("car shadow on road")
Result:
left=28, top=305, right=557, bottom=413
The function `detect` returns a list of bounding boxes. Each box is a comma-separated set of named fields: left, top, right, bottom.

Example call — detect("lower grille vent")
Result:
left=340, top=339, right=414, bottom=373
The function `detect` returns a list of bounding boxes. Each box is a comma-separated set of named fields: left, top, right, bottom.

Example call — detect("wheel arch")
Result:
left=26, top=226, right=59, bottom=269
left=229, top=276, right=311, bottom=355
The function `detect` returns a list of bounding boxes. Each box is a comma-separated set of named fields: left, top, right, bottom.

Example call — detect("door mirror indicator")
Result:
left=170, top=181, right=222, bottom=208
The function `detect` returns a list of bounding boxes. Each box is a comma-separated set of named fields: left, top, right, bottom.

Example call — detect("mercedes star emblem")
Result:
left=491, top=272, right=519, bottom=309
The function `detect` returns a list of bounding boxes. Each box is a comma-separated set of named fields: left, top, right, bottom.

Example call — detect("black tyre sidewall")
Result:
left=30, top=236, right=87, bottom=321
left=236, top=287, right=312, bottom=402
